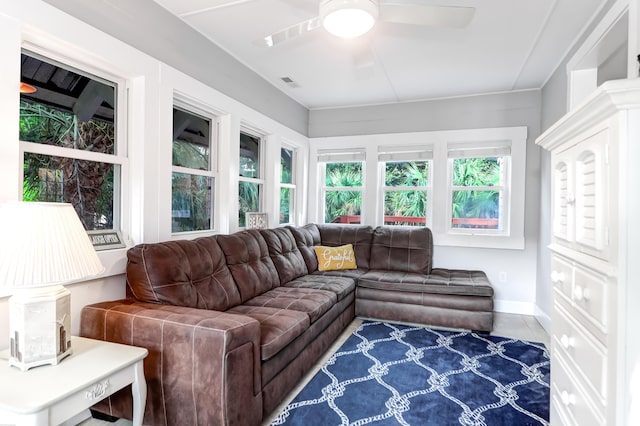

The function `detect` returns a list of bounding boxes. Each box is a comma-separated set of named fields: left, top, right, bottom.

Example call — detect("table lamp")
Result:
left=0, top=201, right=104, bottom=371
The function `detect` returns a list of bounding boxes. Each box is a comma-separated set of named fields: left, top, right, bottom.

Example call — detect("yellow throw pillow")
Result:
left=314, top=244, right=357, bottom=271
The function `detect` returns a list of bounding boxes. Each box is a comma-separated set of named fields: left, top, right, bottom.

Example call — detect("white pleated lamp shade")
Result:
left=0, top=202, right=104, bottom=288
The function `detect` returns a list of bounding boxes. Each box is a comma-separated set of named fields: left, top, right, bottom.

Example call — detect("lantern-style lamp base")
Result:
left=8, top=285, right=72, bottom=371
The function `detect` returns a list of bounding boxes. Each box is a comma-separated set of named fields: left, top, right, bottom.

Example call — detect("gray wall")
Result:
left=43, top=0, right=309, bottom=136
left=309, top=90, right=541, bottom=137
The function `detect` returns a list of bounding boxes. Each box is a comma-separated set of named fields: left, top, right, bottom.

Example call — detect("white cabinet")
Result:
left=550, top=119, right=612, bottom=260
left=537, top=79, right=640, bottom=426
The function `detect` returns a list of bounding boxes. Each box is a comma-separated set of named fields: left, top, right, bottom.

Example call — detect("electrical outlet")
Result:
left=499, top=272, right=507, bottom=283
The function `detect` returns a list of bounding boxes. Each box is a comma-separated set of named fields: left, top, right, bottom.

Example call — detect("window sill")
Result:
left=434, top=233, right=525, bottom=250
left=0, top=247, right=128, bottom=299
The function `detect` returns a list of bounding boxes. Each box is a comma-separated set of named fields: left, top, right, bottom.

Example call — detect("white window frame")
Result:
left=238, top=126, right=265, bottom=228
left=317, top=148, right=366, bottom=224
left=309, top=127, right=527, bottom=249
left=446, top=142, right=511, bottom=236
left=171, top=99, right=218, bottom=236
left=279, top=145, right=297, bottom=225
left=19, top=48, right=129, bottom=242
left=378, top=145, right=433, bottom=227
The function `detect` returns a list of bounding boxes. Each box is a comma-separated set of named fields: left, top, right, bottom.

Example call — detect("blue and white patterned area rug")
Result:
left=271, top=321, right=550, bottom=426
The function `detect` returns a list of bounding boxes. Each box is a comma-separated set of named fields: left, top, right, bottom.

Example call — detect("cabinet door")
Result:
left=573, top=126, right=609, bottom=259
left=551, top=122, right=611, bottom=259
left=552, top=154, right=573, bottom=244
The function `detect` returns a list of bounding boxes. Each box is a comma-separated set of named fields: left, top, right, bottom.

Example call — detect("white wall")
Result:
left=309, top=90, right=543, bottom=315
left=0, top=0, right=308, bottom=350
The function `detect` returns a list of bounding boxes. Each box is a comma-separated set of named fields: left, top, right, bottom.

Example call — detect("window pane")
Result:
left=172, top=108, right=210, bottom=170
left=280, top=187, right=291, bottom=224
left=23, top=153, right=117, bottom=230
left=20, top=54, right=116, bottom=154
left=451, top=190, right=500, bottom=229
left=239, top=181, right=260, bottom=227
left=281, top=148, right=293, bottom=184
left=324, top=190, right=361, bottom=223
left=384, top=161, right=429, bottom=186
left=453, top=157, right=502, bottom=186
left=325, top=162, right=362, bottom=187
left=384, top=190, right=426, bottom=226
left=171, top=172, right=212, bottom=232
left=240, top=132, right=260, bottom=178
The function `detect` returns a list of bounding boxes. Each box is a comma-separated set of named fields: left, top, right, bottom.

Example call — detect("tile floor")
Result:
left=79, top=312, right=549, bottom=426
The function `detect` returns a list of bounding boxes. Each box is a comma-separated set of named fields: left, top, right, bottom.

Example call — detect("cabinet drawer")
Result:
left=553, top=302, right=607, bottom=405
left=573, top=266, right=608, bottom=331
left=551, top=349, right=605, bottom=426
left=551, top=256, right=573, bottom=299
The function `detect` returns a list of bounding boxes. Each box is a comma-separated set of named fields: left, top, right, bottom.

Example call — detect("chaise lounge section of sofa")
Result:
left=80, top=224, right=493, bottom=425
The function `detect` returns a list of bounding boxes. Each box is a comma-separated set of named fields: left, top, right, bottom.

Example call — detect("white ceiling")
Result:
left=153, top=0, right=607, bottom=109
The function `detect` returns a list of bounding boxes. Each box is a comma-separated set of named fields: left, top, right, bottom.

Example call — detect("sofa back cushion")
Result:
left=126, top=236, right=242, bottom=310
left=216, top=230, right=281, bottom=302
left=287, top=224, right=321, bottom=273
left=316, top=224, right=374, bottom=269
left=260, top=228, right=308, bottom=283
left=369, top=226, right=434, bottom=274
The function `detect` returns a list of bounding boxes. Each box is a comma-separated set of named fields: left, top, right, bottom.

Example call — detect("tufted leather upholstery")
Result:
left=287, top=224, right=321, bottom=272
left=80, top=223, right=494, bottom=426
left=125, top=236, right=241, bottom=311
left=216, top=230, right=281, bottom=303
left=368, top=226, right=433, bottom=274
left=316, top=224, right=374, bottom=269
left=260, top=228, right=308, bottom=283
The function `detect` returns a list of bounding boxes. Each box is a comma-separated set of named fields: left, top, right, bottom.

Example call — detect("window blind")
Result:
left=378, top=145, right=433, bottom=161
left=317, top=148, right=366, bottom=162
left=447, top=141, right=511, bottom=159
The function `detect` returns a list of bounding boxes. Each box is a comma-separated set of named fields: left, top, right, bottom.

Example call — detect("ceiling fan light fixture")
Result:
left=320, top=0, right=378, bottom=39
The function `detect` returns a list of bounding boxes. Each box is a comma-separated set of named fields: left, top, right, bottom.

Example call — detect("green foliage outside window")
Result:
left=452, top=157, right=501, bottom=219
left=20, top=101, right=116, bottom=230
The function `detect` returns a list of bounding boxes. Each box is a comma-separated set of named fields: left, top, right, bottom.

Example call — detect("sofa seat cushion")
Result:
left=284, top=275, right=356, bottom=302
left=311, top=268, right=368, bottom=280
left=242, top=287, right=336, bottom=323
left=359, top=268, right=493, bottom=297
left=226, top=305, right=309, bottom=361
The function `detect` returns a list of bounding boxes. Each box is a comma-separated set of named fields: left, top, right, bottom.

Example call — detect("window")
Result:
left=447, top=143, right=511, bottom=234
left=279, top=147, right=296, bottom=224
left=19, top=52, right=125, bottom=232
left=310, top=127, right=526, bottom=249
left=171, top=106, right=215, bottom=233
left=378, top=146, right=432, bottom=227
left=239, top=130, right=264, bottom=227
left=318, top=149, right=365, bottom=224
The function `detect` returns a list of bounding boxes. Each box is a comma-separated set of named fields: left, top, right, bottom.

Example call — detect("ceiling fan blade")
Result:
left=254, top=17, right=320, bottom=47
left=379, top=3, right=475, bottom=28
left=179, top=0, right=261, bottom=18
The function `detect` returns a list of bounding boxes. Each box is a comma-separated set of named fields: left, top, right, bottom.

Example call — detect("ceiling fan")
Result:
left=256, top=0, right=476, bottom=47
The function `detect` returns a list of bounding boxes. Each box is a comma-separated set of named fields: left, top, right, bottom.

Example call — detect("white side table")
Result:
left=0, top=336, right=148, bottom=426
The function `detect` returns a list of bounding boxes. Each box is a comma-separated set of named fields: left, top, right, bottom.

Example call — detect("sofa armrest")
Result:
left=80, top=299, right=262, bottom=426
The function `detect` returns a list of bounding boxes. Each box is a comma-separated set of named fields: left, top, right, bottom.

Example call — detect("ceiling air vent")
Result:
left=280, top=76, right=300, bottom=88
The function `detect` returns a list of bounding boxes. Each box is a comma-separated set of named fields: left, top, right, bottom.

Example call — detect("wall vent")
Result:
left=280, top=76, right=300, bottom=88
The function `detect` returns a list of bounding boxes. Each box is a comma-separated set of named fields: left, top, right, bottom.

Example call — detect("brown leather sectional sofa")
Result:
left=80, top=224, right=493, bottom=425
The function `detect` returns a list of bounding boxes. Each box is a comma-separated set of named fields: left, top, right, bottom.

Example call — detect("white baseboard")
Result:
left=494, top=300, right=535, bottom=315
left=534, top=305, right=552, bottom=335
